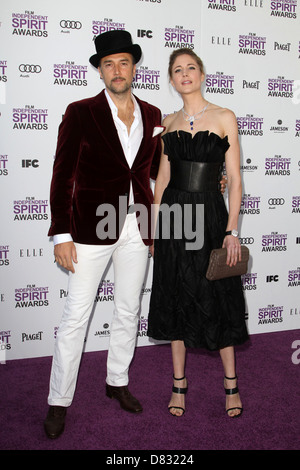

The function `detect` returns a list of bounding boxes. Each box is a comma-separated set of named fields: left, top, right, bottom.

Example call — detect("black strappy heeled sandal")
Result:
left=224, top=375, right=243, bottom=418
left=168, top=375, right=188, bottom=417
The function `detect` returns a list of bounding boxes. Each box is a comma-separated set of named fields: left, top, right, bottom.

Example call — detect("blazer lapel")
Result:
left=89, top=90, right=128, bottom=166
left=131, top=96, right=152, bottom=168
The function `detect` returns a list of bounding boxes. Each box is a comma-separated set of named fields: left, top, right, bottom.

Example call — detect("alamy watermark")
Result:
left=291, top=340, right=300, bottom=364
left=96, top=195, right=204, bottom=250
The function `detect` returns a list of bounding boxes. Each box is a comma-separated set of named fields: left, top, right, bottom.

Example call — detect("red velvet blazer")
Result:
left=48, top=90, right=162, bottom=245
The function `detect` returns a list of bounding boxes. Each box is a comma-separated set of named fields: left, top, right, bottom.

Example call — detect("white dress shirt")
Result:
left=53, top=90, right=143, bottom=246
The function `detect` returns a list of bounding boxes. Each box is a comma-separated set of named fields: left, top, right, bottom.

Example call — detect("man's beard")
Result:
left=107, top=77, right=132, bottom=95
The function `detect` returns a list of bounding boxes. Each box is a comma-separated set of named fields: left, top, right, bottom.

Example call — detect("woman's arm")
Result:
left=222, top=109, right=242, bottom=266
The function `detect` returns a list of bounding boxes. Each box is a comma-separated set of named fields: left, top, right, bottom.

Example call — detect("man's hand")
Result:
left=220, top=175, right=227, bottom=194
left=54, top=241, right=77, bottom=273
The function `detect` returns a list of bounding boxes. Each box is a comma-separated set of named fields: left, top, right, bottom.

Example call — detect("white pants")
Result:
left=48, top=214, right=149, bottom=407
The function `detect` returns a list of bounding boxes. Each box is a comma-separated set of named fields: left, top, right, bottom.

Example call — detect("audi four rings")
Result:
left=60, top=20, right=82, bottom=29
left=268, top=198, right=285, bottom=205
left=19, top=64, right=42, bottom=73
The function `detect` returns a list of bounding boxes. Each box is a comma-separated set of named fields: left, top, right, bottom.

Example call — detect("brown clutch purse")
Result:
left=206, top=246, right=249, bottom=281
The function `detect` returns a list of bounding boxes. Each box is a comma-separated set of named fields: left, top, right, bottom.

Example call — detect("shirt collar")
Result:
left=104, top=88, right=140, bottom=121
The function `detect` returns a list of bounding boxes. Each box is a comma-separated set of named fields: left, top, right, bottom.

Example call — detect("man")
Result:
left=44, top=30, right=163, bottom=439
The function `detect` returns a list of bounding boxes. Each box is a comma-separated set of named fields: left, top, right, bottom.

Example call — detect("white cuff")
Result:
left=53, top=233, right=73, bottom=245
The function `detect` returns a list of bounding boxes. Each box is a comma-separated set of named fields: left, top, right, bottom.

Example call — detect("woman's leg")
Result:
left=219, top=346, right=243, bottom=417
left=168, top=340, right=187, bottom=416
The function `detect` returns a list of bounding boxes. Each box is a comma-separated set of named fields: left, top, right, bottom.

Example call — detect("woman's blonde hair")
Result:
left=168, top=48, right=204, bottom=78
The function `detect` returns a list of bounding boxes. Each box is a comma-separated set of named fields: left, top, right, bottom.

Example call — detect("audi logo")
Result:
left=239, top=237, right=254, bottom=245
left=60, top=20, right=82, bottom=29
left=19, top=64, right=42, bottom=73
left=268, top=198, right=285, bottom=205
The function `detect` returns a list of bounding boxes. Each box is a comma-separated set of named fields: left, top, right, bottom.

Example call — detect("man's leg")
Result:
left=45, top=243, right=114, bottom=438
left=106, top=214, right=148, bottom=388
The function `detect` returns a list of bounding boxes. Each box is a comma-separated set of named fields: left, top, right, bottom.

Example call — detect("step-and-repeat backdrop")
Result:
left=1, top=0, right=299, bottom=361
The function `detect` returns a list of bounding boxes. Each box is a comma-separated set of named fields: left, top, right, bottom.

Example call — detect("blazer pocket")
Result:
left=75, top=188, right=105, bottom=202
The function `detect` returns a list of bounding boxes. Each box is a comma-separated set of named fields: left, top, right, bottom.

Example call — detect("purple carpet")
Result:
left=1, top=330, right=299, bottom=451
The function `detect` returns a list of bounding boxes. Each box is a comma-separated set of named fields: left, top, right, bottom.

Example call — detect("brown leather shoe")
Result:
left=106, top=384, right=143, bottom=413
left=44, top=406, right=67, bottom=439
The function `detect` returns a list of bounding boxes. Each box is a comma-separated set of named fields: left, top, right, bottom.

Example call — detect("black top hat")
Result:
left=89, top=30, right=142, bottom=68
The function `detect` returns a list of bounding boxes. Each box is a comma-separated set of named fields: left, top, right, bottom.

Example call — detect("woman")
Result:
left=148, top=48, right=249, bottom=418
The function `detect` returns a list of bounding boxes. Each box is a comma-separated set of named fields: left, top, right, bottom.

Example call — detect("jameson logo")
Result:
left=92, top=19, right=125, bottom=37
left=237, top=115, right=263, bottom=136
left=265, top=155, right=291, bottom=175
left=240, top=194, right=260, bottom=215
left=96, top=196, right=204, bottom=250
left=13, top=106, right=48, bottom=130
left=261, top=232, right=287, bottom=252
left=164, top=26, right=195, bottom=49
left=15, top=285, right=49, bottom=308
left=94, top=324, right=110, bottom=338
left=238, top=33, right=266, bottom=55
left=288, top=268, right=300, bottom=287
left=132, top=66, right=160, bottom=90
left=206, top=72, right=234, bottom=94
left=258, top=305, right=283, bottom=325
left=12, top=11, right=48, bottom=36
left=207, top=0, right=236, bottom=11
left=270, top=0, right=297, bottom=18
left=240, top=158, right=258, bottom=173
left=53, top=62, right=88, bottom=86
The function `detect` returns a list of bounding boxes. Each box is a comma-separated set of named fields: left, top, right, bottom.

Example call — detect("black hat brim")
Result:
left=89, top=44, right=142, bottom=68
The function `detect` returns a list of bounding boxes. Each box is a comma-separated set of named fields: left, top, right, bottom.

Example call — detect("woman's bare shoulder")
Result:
left=162, top=111, right=181, bottom=133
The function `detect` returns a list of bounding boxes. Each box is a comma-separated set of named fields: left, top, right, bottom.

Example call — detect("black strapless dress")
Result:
left=147, top=131, right=249, bottom=351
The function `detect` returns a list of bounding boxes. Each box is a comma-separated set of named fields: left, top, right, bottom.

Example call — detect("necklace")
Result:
left=182, top=103, right=209, bottom=131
